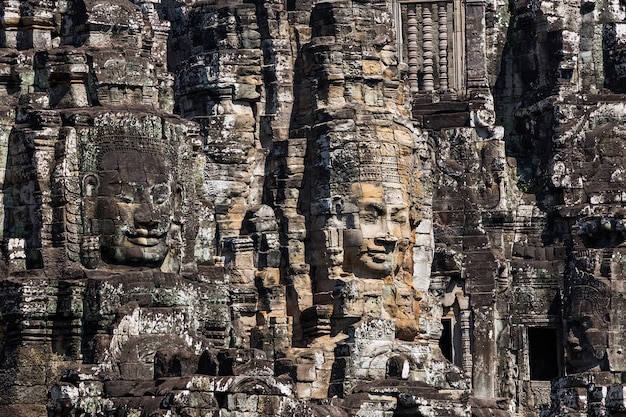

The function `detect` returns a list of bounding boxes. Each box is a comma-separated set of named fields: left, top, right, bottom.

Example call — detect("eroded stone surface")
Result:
left=0, top=0, right=626, bottom=416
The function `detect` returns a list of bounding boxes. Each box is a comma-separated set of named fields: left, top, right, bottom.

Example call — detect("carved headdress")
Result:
left=79, top=124, right=176, bottom=174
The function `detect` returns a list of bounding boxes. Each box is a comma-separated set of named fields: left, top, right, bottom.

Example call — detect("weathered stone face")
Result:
left=565, top=282, right=610, bottom=372
left=345, top=183, right=412, bottom=279
left=90, top=150, right=177, bottom=267
left=72, top=112, right=195, bottom=273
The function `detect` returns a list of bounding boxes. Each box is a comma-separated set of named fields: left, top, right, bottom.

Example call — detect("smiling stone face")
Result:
left=565, top=284, right=610, bottom=372
left=344, top=183, right=412, bottom=279
left=79, top=131, right=182, bottom=270
left=93, top=150, right=176, bottom=266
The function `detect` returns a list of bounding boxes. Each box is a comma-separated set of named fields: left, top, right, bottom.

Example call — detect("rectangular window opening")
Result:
left=528, top=327, right=559, bottom=381
left=440, top=318, right=453, bottom=362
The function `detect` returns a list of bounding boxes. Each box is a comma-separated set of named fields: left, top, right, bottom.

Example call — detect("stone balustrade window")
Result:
left=394, top=0, right=465, bottom=97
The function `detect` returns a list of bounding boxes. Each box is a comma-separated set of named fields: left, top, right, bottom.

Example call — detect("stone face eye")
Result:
left=151, top=183, right=171, bottom=205
left=361, top=210, right=379, bottom=223
left=113, top=182, right=139, bottom=203
left=116, top=193, right=134, bottom=203
left=579, top=315, right=593, bottom=330
left=361, top=203, right=385, bottom=223
left=390, top=208, right=407, bottom=224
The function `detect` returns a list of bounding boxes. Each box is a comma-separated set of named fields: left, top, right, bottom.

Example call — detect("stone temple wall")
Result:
left=0, top=0, right=625, bottom=416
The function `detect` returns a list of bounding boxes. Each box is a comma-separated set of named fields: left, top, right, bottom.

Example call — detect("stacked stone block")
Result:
left=2, top=0, right=626, bottom=416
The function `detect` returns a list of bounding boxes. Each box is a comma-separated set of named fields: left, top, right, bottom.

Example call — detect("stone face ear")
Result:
left=80, top=174, right=101, bottom=268
left=342, top=229, right=363, bottom=248
left=174, top=181, right=184, bottom=216
left=82, top=173, right=99, bottom=197
left=80, top=235, right=100, bottom=269
left=342, top=228, right=363, bottom=271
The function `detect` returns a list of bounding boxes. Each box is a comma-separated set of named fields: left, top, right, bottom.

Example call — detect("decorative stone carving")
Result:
left=79, top=125, right=183, bottom=270
left=564, top=272, right=611, bottom=373
left=342, top=183, right=412, bottom=280
left=5, top=0, right=626, bottom=416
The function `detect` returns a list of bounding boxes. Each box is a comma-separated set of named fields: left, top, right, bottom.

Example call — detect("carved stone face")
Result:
left=566, top=287, right=609, bottom=372
left=344, top=183, right=411, bottom=279
left=92, top=150, right=176, bottom=267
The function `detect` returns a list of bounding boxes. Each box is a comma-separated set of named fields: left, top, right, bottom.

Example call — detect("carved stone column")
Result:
left=438, top=2, right=448, bottom=91
left=407, top=5, right=420, bottom=94
left=471, top=292, right=497, bottom=397
left=460, top=308, right=473, bottom=379
left=1, top=0, right=20, bottom=48
left=422, top=4, right=435, bottom=92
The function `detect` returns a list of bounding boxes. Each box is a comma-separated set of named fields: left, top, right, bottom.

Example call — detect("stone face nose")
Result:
left=134, top=206, right=160, bottom=229
left=375, top=233, right=398, bottom=245
left=567, top=331, right=582, bottom=352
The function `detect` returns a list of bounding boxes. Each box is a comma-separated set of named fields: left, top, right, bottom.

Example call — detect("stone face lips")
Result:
left=0, top=0, right=625, bottom=416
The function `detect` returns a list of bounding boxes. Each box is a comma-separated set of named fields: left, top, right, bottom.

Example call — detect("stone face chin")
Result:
left=3, top=0, right=626, bottom=417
